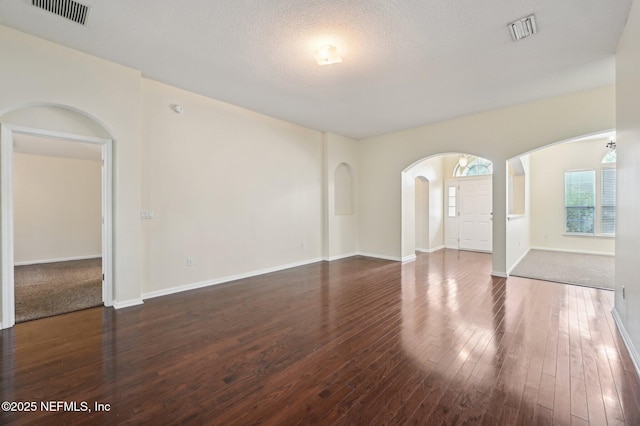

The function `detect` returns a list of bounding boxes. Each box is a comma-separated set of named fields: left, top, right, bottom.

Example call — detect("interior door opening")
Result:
left=1, top=125, right=113, bottom=329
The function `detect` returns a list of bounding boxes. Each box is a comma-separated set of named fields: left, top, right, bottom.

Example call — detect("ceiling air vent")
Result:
left=508, top=15, right=537, bottom=41
left=32, top=0, right=90, bottom=26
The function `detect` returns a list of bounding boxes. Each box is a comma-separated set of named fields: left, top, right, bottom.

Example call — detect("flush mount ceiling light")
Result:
left=315, top=45, right=342, bottom=66
left=508, top=14, right=537, bottom=41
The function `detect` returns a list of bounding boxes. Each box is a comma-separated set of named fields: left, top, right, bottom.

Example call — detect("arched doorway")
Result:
left=1, top=104, right=114, bottom=328
left=402, top=153, right=494, bottom=260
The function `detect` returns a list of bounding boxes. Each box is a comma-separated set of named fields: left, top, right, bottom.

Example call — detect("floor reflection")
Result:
left=1, top=251, right=638, bottom=424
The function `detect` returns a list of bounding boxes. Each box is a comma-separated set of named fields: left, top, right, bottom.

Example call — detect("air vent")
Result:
left=508, top=15, right=537, bottom=41
left=32, top=0, right=90, bottom=26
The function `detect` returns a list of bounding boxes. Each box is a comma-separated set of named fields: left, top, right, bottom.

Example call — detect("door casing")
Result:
left=1, top=124, right=113, bottom=329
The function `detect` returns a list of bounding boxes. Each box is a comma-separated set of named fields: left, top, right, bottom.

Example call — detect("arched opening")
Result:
left=1, top=104, right=114, bottom=328
left=401, top=154, right=449, bottom=260
left=402, top=152, right=494, bottom=262
left=506, top=130, right=616, bottom=289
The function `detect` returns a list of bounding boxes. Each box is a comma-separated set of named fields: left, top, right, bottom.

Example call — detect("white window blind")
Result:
left=601, top=168, right=616, bottom=234
left=565, top=170, right=595, bottom=234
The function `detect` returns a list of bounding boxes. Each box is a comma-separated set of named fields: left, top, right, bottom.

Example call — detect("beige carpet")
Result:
left=14, top=258, right=103, bottom=323
left=510, top=249, right=614, bottom=290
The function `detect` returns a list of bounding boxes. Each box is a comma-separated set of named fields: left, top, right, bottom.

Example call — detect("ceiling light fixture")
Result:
left=458, top=154, right=469, bottom=168
left=315, top=45, right=342, bottom=66
left=508, top=14, right=537, bottom=41
left=606, top=139, right=616, bottom=152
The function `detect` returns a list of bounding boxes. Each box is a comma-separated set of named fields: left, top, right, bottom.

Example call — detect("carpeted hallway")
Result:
left=14, top=258, right=103, bottom=323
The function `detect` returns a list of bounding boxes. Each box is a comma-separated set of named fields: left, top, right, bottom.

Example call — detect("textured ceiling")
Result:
left=0, top=1, right=633, bottom=139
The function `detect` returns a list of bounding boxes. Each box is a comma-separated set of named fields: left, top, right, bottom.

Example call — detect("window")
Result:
left=565, top=170, right=595, bottom=234
left=601, top=151, right=616, bottom=164
left=453, top=156, right=493, bottom=177
left=601, top=168, right=616, bottom=234
left=447, top=186, right=456, bottom=217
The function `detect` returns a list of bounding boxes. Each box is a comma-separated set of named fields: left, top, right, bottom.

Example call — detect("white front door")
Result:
left=458, top=177, right=492, bottom=252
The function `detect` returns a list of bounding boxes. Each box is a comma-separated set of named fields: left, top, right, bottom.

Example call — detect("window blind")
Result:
left=565, top=170, right=595, bottom=234
left=601, top=168, right=616, bottom=234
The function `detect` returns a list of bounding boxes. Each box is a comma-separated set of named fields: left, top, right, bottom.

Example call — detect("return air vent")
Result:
left=32, top=0, right=90, bottom=26
left=508, top=15, right=537, bottom=41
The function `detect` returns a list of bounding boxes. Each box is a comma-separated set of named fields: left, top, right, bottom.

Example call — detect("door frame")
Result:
left=1, top=124, right=113, bottom=329
left=458, top=176, right=493, bottom=252
left=445, top=175, right=493, bottom=252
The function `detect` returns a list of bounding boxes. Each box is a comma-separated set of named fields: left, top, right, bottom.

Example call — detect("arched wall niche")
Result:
left=334, top=162, right=354, bottom=215
left=507, top=157, right=526, bottom=216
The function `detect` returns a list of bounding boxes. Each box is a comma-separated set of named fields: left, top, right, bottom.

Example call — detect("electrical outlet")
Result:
left=187, top=257, right=195, bottom=267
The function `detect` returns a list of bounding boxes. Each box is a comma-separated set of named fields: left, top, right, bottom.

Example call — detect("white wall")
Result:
left=414, top=177, right=429, bottom=250
left=140, top=79, right=323, bottom=294
left=506, top=155, right=531, bottom=272
left=615, top=0, right=640, bottom=370
left=0, top=25, right=143, bottom=306
left=14, top=153, right=101, bottom=264
left=0, top=22, right=631, bottom=333
left=323, top=132, right=359, bottom=260
left=358, top=86, right=615, bottom=275
left=529, top=138, right=615, bottom=255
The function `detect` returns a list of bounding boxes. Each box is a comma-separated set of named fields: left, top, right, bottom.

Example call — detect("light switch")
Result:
left=140, top=210, right=154, bottom=219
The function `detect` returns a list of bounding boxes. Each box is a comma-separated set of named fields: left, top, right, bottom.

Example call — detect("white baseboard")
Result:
left=356, top=252, right=403, bottom=262
left=113, top=299, right=144, bottom=309
left=15, top=254, right=102, bottom=266
left=611, top=307, right=640, bottom=380
left=507, top=248, right=531, bottom=275
left=142, top=257, right=324, bottom=301
left=491, top=271, right=508, bottom=278
left=416, top=245, right=445, bottom=254
left=324, top=252, right=358, bottom=262
left=402, top=254, right=417, bottom=263
left=530, top=246, right=614, bottom=257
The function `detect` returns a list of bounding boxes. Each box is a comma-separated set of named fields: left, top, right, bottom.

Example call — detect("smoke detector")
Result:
left=508, top=15, right=537, bottom=41
left=32, top=0, right=91, bottom=26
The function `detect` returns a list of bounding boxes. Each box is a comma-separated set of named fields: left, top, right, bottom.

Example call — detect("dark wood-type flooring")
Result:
left=1, top=250, right=639, bottom=425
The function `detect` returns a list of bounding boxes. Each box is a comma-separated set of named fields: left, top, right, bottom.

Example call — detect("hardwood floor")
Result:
left=1, top=250, right=639, bottom=425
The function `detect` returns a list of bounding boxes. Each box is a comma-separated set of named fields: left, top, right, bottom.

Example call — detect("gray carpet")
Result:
left=14, top=258, right=103, bottom=323
left=510, top=249, right=614, bottom=289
